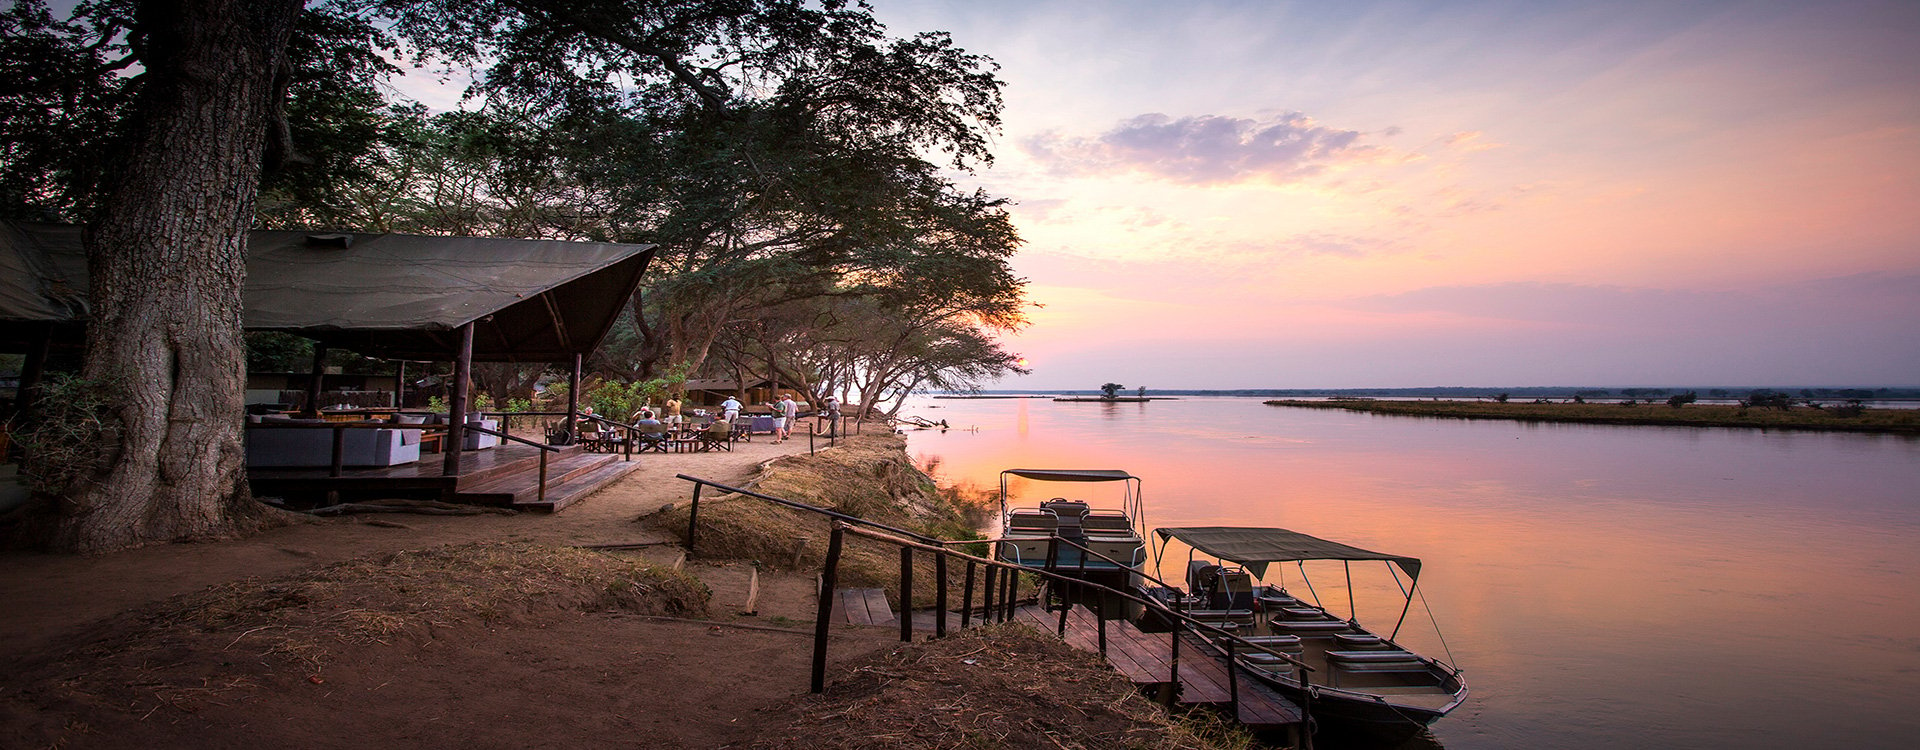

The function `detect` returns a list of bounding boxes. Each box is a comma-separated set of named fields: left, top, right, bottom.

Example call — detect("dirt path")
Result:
left=0, top=433, right=901, bottom=750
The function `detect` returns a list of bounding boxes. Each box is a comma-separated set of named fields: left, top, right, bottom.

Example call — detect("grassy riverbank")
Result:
left=1267, top=399, right=1920, bottom=434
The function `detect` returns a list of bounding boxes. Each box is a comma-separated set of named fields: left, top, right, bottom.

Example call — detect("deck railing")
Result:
left=461, top=423, right=560, bottom=505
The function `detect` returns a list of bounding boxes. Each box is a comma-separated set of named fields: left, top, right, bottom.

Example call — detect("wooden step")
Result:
left=508, top=460, right=642, bottom=513
left=453, top=451, right=635, bottom=511
left=834, top=588, right=896, bottom=626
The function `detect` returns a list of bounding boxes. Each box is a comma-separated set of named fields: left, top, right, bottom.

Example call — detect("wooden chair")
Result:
left=696, top=421, right=733, bottom=452
left=635, top=422, right=671, bottom=453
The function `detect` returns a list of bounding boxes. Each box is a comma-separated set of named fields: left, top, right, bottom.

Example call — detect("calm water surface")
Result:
left=900, top=396, right=1920, bottom=749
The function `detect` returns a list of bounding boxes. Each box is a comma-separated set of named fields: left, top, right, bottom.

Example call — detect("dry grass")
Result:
left=754, top=624, right=1260, bottom=750
left=1269, top=399, right=1920, bottom=433
left=58, top=542, right=708, bottom=687
left=644, top=433, right=994, bottom=605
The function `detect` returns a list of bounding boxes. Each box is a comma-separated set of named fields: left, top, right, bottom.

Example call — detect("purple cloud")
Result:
left=1024, top=112, right=1378, bottom=184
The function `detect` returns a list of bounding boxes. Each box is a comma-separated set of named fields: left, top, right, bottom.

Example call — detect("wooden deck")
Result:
left=1014, top=604, right=1304, bottom=731
left=248, top=442, right=640, bottom=513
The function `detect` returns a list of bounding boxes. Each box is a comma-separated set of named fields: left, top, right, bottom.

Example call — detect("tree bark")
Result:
left=55, top=0, right=303, bottom=553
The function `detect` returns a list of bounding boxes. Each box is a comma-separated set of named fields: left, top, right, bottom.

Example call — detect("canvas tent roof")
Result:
left=0, top=222, right=654, bottom=361
left=1155, top=526, right=1422, bottom=580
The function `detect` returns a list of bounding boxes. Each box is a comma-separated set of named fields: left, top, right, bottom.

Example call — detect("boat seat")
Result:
left=1270, top=619, right=1353, bottom=633
left=1183, top=608, right=1255, bottom=622
left=1236, top=635, right=1304, bottom=654
left=1327, top=649, right=1423, bottom=664
left=1278, top=606, right=1333, bottom=620
left=1082, top=512, right=1132, bottom=532
left=1007, top=511, right=1058, bottom=534
left=1258, top=594, right=1303, bottom=610
left=1243, top=652, right=1306, bottom=668
left=1334, top=632, right=1387, bottom=649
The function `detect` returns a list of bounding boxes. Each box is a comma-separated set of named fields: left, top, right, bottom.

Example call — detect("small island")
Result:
left=1053, top=383, right=1176, bottom=403
left=1267, top=396, right=1920, bottom=434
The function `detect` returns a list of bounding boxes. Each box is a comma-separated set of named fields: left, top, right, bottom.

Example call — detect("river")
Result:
left=898, top=395, right=1920, bottom=749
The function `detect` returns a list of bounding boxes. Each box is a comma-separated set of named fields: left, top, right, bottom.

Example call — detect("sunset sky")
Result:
left=873, top=0, right=1920, bottom=389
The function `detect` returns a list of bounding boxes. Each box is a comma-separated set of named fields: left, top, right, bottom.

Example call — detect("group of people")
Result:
left=557, top=392, right=850, bottom=452
left=712, top=393, right=839, bottom=443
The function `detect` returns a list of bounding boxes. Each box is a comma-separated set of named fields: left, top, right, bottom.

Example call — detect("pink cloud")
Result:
left=1023, top=112, right=1381, bottom=184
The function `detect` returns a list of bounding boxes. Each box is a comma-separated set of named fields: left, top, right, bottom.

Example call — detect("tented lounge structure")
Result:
left=2, top=221, right=656, bottom=511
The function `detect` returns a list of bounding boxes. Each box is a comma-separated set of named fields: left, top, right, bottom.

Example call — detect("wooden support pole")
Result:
left=935, top=551, right=949, bottom=638
left=811, top=525, right=846, bottom=694
left=899, top=547, right=914, bottom=643
left=566, top=352, right=582, bottom=440
left=742, top=567, right=761, bottom=616
left=961, top=561, right=976, bottom=628
left=442, top=324, right=474, bottom=480
left=686, top=484, right=703, bottom=557
left=394, top=360, right=406, bottom=409
left=981, top=565, right=996, bottom=624
left=303, top=344, right=328, bottom=417
left=1228, top=640, right=1239, bottom=716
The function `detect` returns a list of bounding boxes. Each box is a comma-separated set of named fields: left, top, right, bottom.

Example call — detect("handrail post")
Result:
left=982, top=565, right=996, bottom=623
left=1166, top=624, right=1181, bottom=707
left=1003, top=568, right=1017, bottom=622
left=961, top=561, right=976, bottom=628
left=1096, top=597, right=1107, bottom=656
left=687, top=483, right=703, bottom=557
left=811, top=524, right=846, bottom=693
left=935, top=551, right=949, bottom=638
left=537, top=450, right=548, bottom=506
left=1228, top=639, right=1239, bottom=718
left=899, top=546, right=914, bottom=643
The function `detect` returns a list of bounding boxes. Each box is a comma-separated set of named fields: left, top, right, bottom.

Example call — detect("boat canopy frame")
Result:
left=998, top=468, right=1144, bottom=537
left=1153, top=526, right=1422, bottom=581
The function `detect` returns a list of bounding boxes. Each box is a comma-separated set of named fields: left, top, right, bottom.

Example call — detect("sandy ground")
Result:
left=0, top=431, right=902, bottom=749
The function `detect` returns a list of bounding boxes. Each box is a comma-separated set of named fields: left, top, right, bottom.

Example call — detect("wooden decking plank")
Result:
left=861, top=588, right=897, bottom=625
left=835, top=588, right=896, bottom=626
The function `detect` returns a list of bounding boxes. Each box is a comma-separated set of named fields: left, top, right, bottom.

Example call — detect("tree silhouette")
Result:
left=1100, top=383, right=1123, bottom=398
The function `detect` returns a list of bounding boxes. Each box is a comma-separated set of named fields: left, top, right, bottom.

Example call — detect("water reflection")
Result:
left=904, top=396, right=1920, bottom=750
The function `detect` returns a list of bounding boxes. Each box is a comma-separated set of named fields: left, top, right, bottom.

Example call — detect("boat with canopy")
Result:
left=994, top=469, right=1147, bottom=590
left=1147, top=526, right=1467, bottom=736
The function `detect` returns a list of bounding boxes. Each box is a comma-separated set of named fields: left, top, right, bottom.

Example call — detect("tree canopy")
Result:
left=0, top=0, right=1030, bottom=550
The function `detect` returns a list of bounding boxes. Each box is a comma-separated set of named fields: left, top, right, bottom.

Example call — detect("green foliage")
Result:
left=504, top=397, right=533, bottom=413
left=583, top=379, right=649, bottom=420
left=426, top=395, right=448, bottom=413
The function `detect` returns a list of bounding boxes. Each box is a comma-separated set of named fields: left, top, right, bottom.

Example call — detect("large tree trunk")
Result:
left=54, top=0, right=303, bottom=553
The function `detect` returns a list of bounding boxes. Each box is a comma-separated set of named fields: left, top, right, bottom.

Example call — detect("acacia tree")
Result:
left=2, top=0, right=1012, bottom=552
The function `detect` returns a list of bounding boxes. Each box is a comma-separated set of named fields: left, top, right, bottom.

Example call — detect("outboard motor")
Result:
left=1187, top=561, right=1221, bottom=600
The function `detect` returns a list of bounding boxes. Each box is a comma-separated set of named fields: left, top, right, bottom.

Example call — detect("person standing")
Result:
left=774, top=394, right=799, bottom=443
left=664, top=395, right=682, bottom=426
left=721, top=395, right=741, bottom=423
left=822, top=395, right=840, bottom=436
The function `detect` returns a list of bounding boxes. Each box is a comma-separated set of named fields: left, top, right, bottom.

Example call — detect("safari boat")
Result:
left=1145, top=526, right=1467, bottom=737
left=993, top=468, right=1147, bottom=591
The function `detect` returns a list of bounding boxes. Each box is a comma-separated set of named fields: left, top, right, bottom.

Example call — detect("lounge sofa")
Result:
left=245, top=418, right=422, bottom=468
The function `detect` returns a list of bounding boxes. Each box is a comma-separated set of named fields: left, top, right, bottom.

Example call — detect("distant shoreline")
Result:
left=1267, top=399, right=1920, bottom=434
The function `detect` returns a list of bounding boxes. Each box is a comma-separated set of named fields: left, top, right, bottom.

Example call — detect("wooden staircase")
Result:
left=451, top=445, right=641, bottom=513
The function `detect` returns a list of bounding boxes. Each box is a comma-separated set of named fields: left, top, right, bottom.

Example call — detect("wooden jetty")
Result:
left=249, top=442, right=638, bottom=513
left=1014, top=604, right=1305, bottom=734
